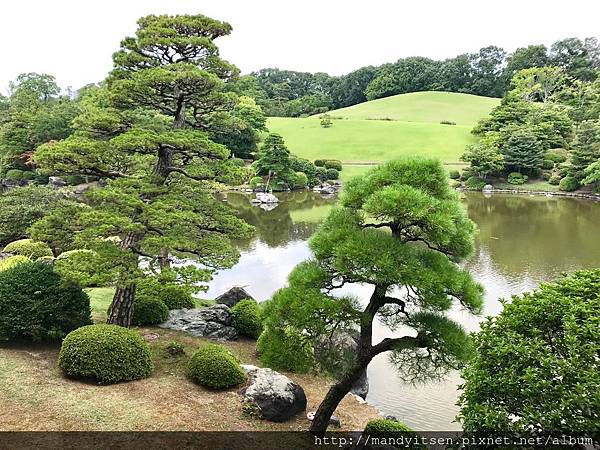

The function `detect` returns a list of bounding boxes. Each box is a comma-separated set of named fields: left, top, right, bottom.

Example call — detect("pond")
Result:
left=202, top=191, right=600, bottom=430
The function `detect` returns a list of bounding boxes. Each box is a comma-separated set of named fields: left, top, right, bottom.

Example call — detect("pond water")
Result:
left=203, top=191, right=600, bottom=430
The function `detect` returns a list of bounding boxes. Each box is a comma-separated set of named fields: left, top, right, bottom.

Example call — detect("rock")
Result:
left=240, top=365, right=307, bottom=422
left=385, top=415, right=398, bottom=421
left=483, top=184, right=494, bottom=192
left=307, top=411, right=341, bottom=428
left=49, top=176, right=66, bottom=189
left=143, top=333, right=160, bottom=341
left=259, top=203, right=278, bottom=211
left=158, top=305, right=238, bottom=341
left=215, top=287, right=255, bottom=308
left=313, top=330, right=369, bottom=399
left=253, top=192, right=279, bottom=204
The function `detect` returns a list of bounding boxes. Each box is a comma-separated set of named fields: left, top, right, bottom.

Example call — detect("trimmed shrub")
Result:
left=55, top=249, right=103, bottom=287
left=448, top=170, right=460, bottom=180
left=556, top=163, right=570, bottom=178
left=545, top=150, right=568, bottom=164
left=507, top=172, right=528, bottom=185
left=541, top=159, right=554, bottom=170
left=549, top=174, right=561, bottom=185
left=132, top=297, right=169, bottom=326
left=249, top=176, right=263, bottom=189
left=559, top=176, right=578, bottom=192
left=325, top=168, right=339, bottom=180
left=314, top=159, right=326, bottom=167
left=188, top=343, right=246, bottom=389
left=324, top=160, right=342, bottom=171
left=364, top=419, right=415, bottom=438
left=294, top=172, right=308, bottom=190
left=65, top=175, right=85, bottom=186
left=58, top=324, right=153, bottom=384
left=315, top=166, right=327, bottom=181
left=0, top=261, right=91, bottom=341
left=449, top=179, right=461, bottom=188
left=464, top=176, right=486, bottom=190
left=440, top=120, right=457, bottom=125
left=136, top=277, right=195, bottom=310
left=32, top=173, right=50, bottom=186
left=230, top=157, right=246, bottom=167
left=231, top=299, right=263, bottom=339
left=257, top=326, right=314, bottom=373
left=21, top=171, right=36, bottom=181
left=4, top=169, right=24, bottom=181
left=541, top=171, right=552, bottom=181
left=0, top=255, right=29, bottom=271
left=4, top=239, right=53, bottom=259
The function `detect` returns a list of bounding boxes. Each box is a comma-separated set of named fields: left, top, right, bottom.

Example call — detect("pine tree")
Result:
left=503, top=128, right=544, bottom=174
left=570, top=120, right=600, bottom=182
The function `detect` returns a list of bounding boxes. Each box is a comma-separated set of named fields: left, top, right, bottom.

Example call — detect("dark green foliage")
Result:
left=559, top=176, right=578, bottom=192
left=460, top=143, right=504, bottom=179
left=21, top=171, right=36, bottom=181
left=507, top=172, right=528, bottom=185
left=257, top=326, right=314, bottom=373
left=254, top=133, right=296, bottom=187
left=541, top=159, right=554, bottom=170
left=65, top=175, right=85, bottom=186
left=448, top=170, right=460, bottom=180
left=58, top=324, right=154, bottom=384
left=465, top=176, right=486, bottom=190
left=314, top=166, right=327, bottom=182
left=136, top=277, right=195, bottom=310
left=459, top=269, right=600, bottom=433
left=55, top=249, right=109, bottom=287
left=364, top=419, right=415, bottom=437
left=314, top=160, right=326, bottom=167
left=0, top=261, right=91, bottom=341
left=4, top=239, right=53, bottom=259
left=440, top=120, right=456, bottom=125
left=188, top=343, right=246, bottom=389
left=132, top=296, right=169, bottom=326
left=324, top=160, right=342, bottom=171
left=503, top=128, right=544, bottom=174
left=325, top=168, right=339, bottom=180
left=569, top=120, right=600, bottom=182
left=231, top=299, right=263, bottom=339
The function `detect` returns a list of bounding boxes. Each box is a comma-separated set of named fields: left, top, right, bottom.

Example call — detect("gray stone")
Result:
left=215, top=287, right=255, bottom=308
left=158, top=305, right=238, bottom=341
left=49, top=176, right=66, bottom=189
left=483, top=184, right=494, bottom=192
left=307, top=411, right=341, bottom=428
left=240, top=365, right=307, bottom=422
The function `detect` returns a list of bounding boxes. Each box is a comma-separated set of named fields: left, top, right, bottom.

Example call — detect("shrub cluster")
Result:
left=325, top=168, right=339, bottom=180
left=448, top=170, right=461, bottom=180
left=55, top=249, right=103, bottom=287
left=314, top=159, right=326, bottom=167
left=257, top=326, right=314, bottom=373
left=548, top=174, right=561, bottom=185
left=294, top=172, right=308, bottom=189
left=188, top=343, right=246, bottom=389
left=0, top=261, right=91, bottom=341
left=464, top=176, right=486, bottom=190
left=541, top=159, right=555, bottom=170
left=323, top=160, right=342, bottom=172
left=507, top=172, right=528, bottom=185
left=4, top=169, right=25, bottom=181
left=231, top=299, right=263, bottom=339
left=58, top=324, right=154, bottom=384
left=249, top=176, right=264, bottom=189
left=4, top=239, right=53, bottom=259
left=136, top=277, right=195, bottom=310
left=559, top=176, right=578, bottom=192
left=0, top=255, right=29, bottom=272
left=545, top=150, right=568, bottom=164
left=132, top=296, right=169, bottom=326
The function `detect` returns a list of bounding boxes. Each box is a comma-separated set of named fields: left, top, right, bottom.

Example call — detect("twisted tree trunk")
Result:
left=107, top=231, right=140, bottom=327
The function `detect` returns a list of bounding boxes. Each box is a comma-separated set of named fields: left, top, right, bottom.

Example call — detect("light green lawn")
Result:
left=325, top=91, right=500, bottom=126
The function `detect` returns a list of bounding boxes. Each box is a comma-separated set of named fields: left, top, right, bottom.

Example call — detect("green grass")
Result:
left=325, top=91, right=500, bottom=126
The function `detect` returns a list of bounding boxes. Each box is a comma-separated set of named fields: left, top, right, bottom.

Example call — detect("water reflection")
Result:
left=203, top=191, right=600, bottom=430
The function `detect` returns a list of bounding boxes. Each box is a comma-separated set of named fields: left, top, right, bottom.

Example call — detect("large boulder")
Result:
left=158, top=305, right=238, bottom=340
left=313, top=330, right=369, bottom=399
left=215, top=287, right=255, bottom=308
left=240, top=365, right=307, bottom=422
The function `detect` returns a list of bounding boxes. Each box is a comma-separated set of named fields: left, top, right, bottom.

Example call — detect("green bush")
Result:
left=556, top=163, right=570, bottom=178
left=324, top=160, right=342, bottom=171
left=165, top=340, right=185, bottom=356
left=364, top=419, right=416, bottom=438
left=132, top=296, right=169, bottom=326
left=0, top=255, right=29, bottom=271
left=541, top=159, right=554, bottom=170
left=58, top=324, right=153, bottom=384
left=545, top=150, right=568, bottom=164
left=257, top=326, right=314, bottom=373
left=541, top=171, right=552, bottom=181
left=230, top=157, right=246, bottom=167
left=55, top=249, right=104, bottom=287
left=315, top=166, right=327, bottom=181
left=314, top=159, right=326, bottom=167
left=4, top=239, right=53, bottom=259
left=294, top=172, right=308, bottom=190
left=440, top=120, right=457, bottom=125
left=249, top=176, right=263, bottom=189
left=188, top=343, right=246, bottom=389
left=507, top=172, right=528, bottom=185
left=65, top=175, right=85, bottom=186
left=21, top=171, right=36, bottom=181
left=559, top=176, right=578, bottom=192
left=32, top=173, right=50, bottom=186
left=136, top=277, right=195, bottom=310
left=448, top=170, right=460, bottom=180
left=549, top=174, right=561, bottom=185
left=0, top=261, right=91, bottom=341
left=464, top=176, right=486, bottom=190
left=325, top=168, right=339, bottom=180
left=449, top=179, right=461, bottom=188
left=231, top=299, right=263, bottom=339
left=4, top=169, right=24, bottom=181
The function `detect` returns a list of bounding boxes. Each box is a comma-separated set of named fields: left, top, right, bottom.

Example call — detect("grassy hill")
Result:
left=266, top=91, right=500, bottom=180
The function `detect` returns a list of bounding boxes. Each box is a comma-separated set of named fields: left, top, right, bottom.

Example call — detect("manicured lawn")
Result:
left=325, top=91, right=500, bottom=126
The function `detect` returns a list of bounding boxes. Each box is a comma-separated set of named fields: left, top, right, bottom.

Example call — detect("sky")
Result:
left=1, top=0, right=599, bottom=92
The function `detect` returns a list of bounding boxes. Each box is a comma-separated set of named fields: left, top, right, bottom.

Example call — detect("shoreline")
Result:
left=458, top=187, right=600, bottom=202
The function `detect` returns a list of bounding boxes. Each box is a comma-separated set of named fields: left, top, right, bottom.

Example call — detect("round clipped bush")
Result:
left=0, top=255, right=29, bottom=272
left=257, top=326, right=314, bottom=373
left=0, top=261, right=91, bottom=341
left=136, top=277, right=195, bottom=310
left=325, top=168, right=339, bottom=180
left=548, top=174, right=561, bottom=185
left=559, top=176, right=578, bottom=192
left=314, top=159, right=326, bottom=167
left=231, top=299, right=263, bottom=339
left=188, top=343, right=246, bottom=389
left=21, top=171, right=36, bottom=181
left=4, top=239, right=53, bottom=259
left=545, top=150, right=567, bottom=164
left=464, top=176, right=486, bottom=190
left=132, top=297, right=169, bottom=326
left=324, top=160, right=343, bottom=171
left=364, top=419, right=415, bottom=438
left=58, top=324, right=154, bottom=384
left=541, top=159, right=554, bottom=170
left=448, top=169, right=460, bottom=180
left=541, top=171, right=552, bottom=181
left=507, top=172, right=528, bottom=185
left=4, top=169, right=24, bottom=181
left=249, top=176, right=263, bottom=189
left=230, top=157, right=246, bottom=167
left=294, top=172, right=308, bottom=189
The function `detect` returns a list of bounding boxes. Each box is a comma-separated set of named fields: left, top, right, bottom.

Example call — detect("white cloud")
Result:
left=2, top=0, right=599, bottom=92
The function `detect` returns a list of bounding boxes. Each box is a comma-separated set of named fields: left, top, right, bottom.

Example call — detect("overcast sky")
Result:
left=2, top=0, right=599, bottom=93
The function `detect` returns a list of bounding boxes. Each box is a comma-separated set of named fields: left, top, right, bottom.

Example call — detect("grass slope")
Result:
left=325, top=91, right=500, bottom=126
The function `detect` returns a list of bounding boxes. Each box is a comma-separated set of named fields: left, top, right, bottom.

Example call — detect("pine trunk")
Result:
left=106, top=231, right=140, bottom=327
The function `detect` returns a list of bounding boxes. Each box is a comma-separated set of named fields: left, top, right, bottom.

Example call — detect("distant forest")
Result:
left=229, top=37, right=600, bottom=117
